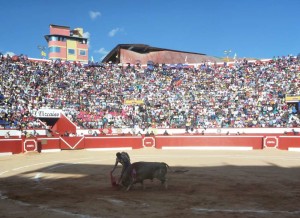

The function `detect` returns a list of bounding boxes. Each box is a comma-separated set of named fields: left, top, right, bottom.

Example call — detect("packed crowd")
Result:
left=0, top=53, right=300, bottom=131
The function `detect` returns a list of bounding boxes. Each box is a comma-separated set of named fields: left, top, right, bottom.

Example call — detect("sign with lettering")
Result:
left=124, top=99, right=144, bottom=105
left=35, top=109, right=62, bottom=118
left=286, top=95, right=300, bottom=102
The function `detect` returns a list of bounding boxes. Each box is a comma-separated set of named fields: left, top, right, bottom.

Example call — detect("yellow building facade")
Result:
left=44, top=24, right=88, bottom=63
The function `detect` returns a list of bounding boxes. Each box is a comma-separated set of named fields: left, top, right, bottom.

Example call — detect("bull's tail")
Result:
left=172, top=169, right=189, bottom=173
left=162, top=162, right=189, bottom=174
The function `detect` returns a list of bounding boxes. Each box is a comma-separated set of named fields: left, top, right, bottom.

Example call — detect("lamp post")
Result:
left=224, top=50, right=232, bottom=62
left=37, top=45, right=47, bottom=59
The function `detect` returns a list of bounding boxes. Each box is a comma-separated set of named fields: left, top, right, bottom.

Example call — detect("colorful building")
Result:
left=44, top=24, right=88, bottom=63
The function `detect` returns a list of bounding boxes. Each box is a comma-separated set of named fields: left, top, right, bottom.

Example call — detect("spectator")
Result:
left=4, top=131, right=10, bottom=138
left=0, top=54, right=299, bottom=132
left=163, top=130, right=169, bottom=135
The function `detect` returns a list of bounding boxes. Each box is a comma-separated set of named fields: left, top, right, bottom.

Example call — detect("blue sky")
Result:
left=1, top=0, right=300, bottom=61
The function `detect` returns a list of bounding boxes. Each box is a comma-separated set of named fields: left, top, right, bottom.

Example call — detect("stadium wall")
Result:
left=1, top=134, right=300, bottom=155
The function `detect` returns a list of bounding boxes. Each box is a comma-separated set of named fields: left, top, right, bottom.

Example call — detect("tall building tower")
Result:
left=44, top=24, right=88, bottom=63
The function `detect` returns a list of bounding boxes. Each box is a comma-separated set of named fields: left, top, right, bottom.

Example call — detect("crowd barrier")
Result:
left=155, top=135, right=263, bottom=150
left=1, top=134, right=300, bottom=155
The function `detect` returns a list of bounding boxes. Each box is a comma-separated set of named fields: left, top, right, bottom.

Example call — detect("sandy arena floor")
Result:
left=1, top=147, right=300, bottom=218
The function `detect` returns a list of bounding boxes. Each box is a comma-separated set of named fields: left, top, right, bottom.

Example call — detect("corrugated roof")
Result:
left=102, top=44, right=222, bottom=64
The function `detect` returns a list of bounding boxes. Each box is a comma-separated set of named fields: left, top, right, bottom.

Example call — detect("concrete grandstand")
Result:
left=0, top=50, right=300, bottom=154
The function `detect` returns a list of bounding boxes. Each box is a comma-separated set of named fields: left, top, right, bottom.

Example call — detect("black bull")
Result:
left=121, top=161, right=169, bottom=191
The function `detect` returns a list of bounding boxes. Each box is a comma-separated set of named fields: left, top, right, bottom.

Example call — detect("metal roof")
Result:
left=101, top=44, right=221, bottom=64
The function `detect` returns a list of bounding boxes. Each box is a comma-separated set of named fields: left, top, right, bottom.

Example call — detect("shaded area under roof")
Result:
left=101, top=44, right=222, bottom=65
left=44, top=34, right=88, bottom=42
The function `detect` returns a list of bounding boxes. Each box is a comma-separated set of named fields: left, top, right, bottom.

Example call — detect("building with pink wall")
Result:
left=44, top=24, right=88, bottom=63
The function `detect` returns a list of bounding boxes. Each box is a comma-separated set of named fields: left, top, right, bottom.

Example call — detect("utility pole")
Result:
left=37, top=45, right=47, bottom=59
left=224, top=50, right=232, bottom=62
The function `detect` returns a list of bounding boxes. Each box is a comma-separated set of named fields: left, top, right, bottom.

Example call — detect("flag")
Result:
left=233, top=53, right=237, bottom=60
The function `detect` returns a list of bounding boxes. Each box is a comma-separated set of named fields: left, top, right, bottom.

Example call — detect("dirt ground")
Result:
left=1, top=148, right=300, bottom=218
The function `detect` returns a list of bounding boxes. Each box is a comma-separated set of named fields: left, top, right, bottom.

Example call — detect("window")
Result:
left=50, top=36, right=58, bottom=41
left=58, top=37, right=66, bottom=42
left=79, top=50, right=86, bottom=56
left=49, top=47, right=60, bottom=53
left=68, top=49, right=75, bottom=55
left=79, top=39, right=87, bottom=44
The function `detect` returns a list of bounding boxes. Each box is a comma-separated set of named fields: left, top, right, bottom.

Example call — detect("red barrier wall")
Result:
left=84, top=136, right=143, bottom=150
left=0, top=139, right=23, bottom=154
left=155, top=136, right=264, bottom=150
left=52, top=114, right=77, bottom=135
left=36, top=138, right=60, bottom=152
left=278, top=136, right=300, bottom=150
left=2, top=135, right=300, bottom=155
left=60, top=136, right=85, bottom=150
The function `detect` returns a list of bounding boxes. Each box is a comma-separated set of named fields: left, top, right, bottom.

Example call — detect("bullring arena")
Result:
left=1, top=42, right=300, bottom=217
left=1, top=134, right=300, bottom=218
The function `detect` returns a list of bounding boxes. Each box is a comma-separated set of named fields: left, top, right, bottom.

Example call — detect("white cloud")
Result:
left=94, top=48, right=109, bottom=55
left=3, top=51, right=15, bottom=57
left=83, top=32, right=91, bottom=48
left=89, top=11, right=101, bottom=20
left=94, top=48, right=109, bottom=61
left=83, top=32, right=90, bottom=39
left=108, top=27, right=123, bottom=37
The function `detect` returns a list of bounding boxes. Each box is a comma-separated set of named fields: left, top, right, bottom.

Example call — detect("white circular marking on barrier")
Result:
left=264, top=136, right=278, bottom=148
left=24, top=139, right=37, bottom=152
left=142, top=137, right=155, bottom=147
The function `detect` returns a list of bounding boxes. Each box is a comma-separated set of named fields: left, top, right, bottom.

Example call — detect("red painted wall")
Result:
left=50, top=26, right=70, bottom=36
left=37, top=138, right=60, bottom=152
left=278, top=136, right=300, bottom=150
left=0, top=139, right=23, bottom=154
left=2, top=135, right=300, bottom=155
left=84, top=136, right=143, bottom=149
left=52, top=114, right=77, bottom=135
left=60, top=136, right=85, bottom=150
left=155, top=136, right=263, bottom=149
